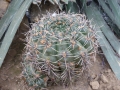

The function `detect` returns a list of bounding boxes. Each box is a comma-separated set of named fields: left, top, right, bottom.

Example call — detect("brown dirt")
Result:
left=0, top=0, right=120, bottom=90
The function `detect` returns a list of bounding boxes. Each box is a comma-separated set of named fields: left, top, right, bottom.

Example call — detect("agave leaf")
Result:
left=61, top=0, right=69, bottom=4
left=107, top=0, right=120, bottom=17
left=98, top=0, right=120, bottom=31
left=80, top=0, right=120, bottom=79
left=0, top=0, right=32, bottom=67
left=98, top=0, right=120, bottom=37
left=107, top=0, right=120, bottom=30
left=58, top=2, right=64, bottom=10
left=48, top=0, right=55, bottom=4
left=53, top=0, right=59, bottom=4
left=96, top=0, right=120, bottom=55
left=33, top=0, right=42, bottom=4
left=65, top=1, right=80, bottom=13
left=0, top=0, right=24, bottom=39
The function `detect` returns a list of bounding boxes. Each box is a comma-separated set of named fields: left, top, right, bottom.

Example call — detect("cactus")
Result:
left=22, top=13, right=98, bottom=88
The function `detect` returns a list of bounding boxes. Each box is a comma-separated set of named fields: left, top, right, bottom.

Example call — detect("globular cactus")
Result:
left=22, top=13, right=98, bottom=88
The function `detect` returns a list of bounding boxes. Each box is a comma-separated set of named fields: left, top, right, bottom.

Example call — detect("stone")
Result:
left=91, top=74, right=98, bottom=81
left=113, top=86, right=120, bottom=90
left=105, top=69, right=111, bottom=73
left=90, top=81, right=99, bottom=90
left=91, top=74, right=96, bottom=79
left=100, top=74, right=108, bottom=83
left=107, top=85, right=112, bottom=89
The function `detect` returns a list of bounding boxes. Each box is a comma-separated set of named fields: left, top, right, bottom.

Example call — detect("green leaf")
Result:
left=80, top=0, right=120, bottom=79
left=0, top=0, right=24, bottom=39
left=0, top=0, right=32, bottom=67
left=65, top=1, right=80, bottom=13
left=107, top=0, right=120, bottom=17
left=98, top=0, right=120, bottom=32
left=58, top=2, right=64, bottom=10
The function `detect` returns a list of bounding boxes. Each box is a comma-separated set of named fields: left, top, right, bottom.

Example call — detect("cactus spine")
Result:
left=22, top=13, right=98, bottom=88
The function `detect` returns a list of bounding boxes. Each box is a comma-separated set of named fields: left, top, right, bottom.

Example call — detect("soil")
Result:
left=0, top=0, right=120, bottom=90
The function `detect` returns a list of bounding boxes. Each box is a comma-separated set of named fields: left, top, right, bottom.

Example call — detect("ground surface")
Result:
left=0, top=0, right=120, bottom=90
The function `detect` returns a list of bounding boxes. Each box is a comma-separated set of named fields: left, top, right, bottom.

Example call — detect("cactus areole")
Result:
left=22, top=13, right=98, bottom=88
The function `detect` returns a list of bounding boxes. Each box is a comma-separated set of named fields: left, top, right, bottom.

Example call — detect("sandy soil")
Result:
left=0, top=0, right=120, bottom=90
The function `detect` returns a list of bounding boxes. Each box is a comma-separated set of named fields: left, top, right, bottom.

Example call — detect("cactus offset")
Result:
left=22, top=13, right=98, bottom=88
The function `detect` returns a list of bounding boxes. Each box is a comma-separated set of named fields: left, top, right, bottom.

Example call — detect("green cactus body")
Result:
left=22, top=13, right=97, bottom=88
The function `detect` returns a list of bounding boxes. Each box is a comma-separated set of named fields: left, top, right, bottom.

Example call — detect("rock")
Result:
left=100, top=74, right=108, bottom=83
left=91, top=74, right=98, bottom=81
left=90, top=81, right=99, bottom=90
left=105, top=69, right=111, bottom=73
left=91, top=74, right=96, bottom=79
left=107, top=85, right=112, bottom=89
left=113, top=86, right=120, bottom=90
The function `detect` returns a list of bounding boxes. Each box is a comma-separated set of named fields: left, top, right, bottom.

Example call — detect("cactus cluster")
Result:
left=22, top=13, right=98, bottom=88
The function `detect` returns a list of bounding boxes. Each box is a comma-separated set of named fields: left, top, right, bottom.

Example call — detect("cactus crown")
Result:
left=22, top=13, right=98, bottom=88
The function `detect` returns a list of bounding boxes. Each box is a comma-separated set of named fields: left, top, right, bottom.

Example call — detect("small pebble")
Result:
left=91, top=74, right=96, bottom=79
left=100, top=74, right=108, bottom=83
left=105, top=69, right=111, bottom=73
left=90, top=81, right=99, bottom=90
